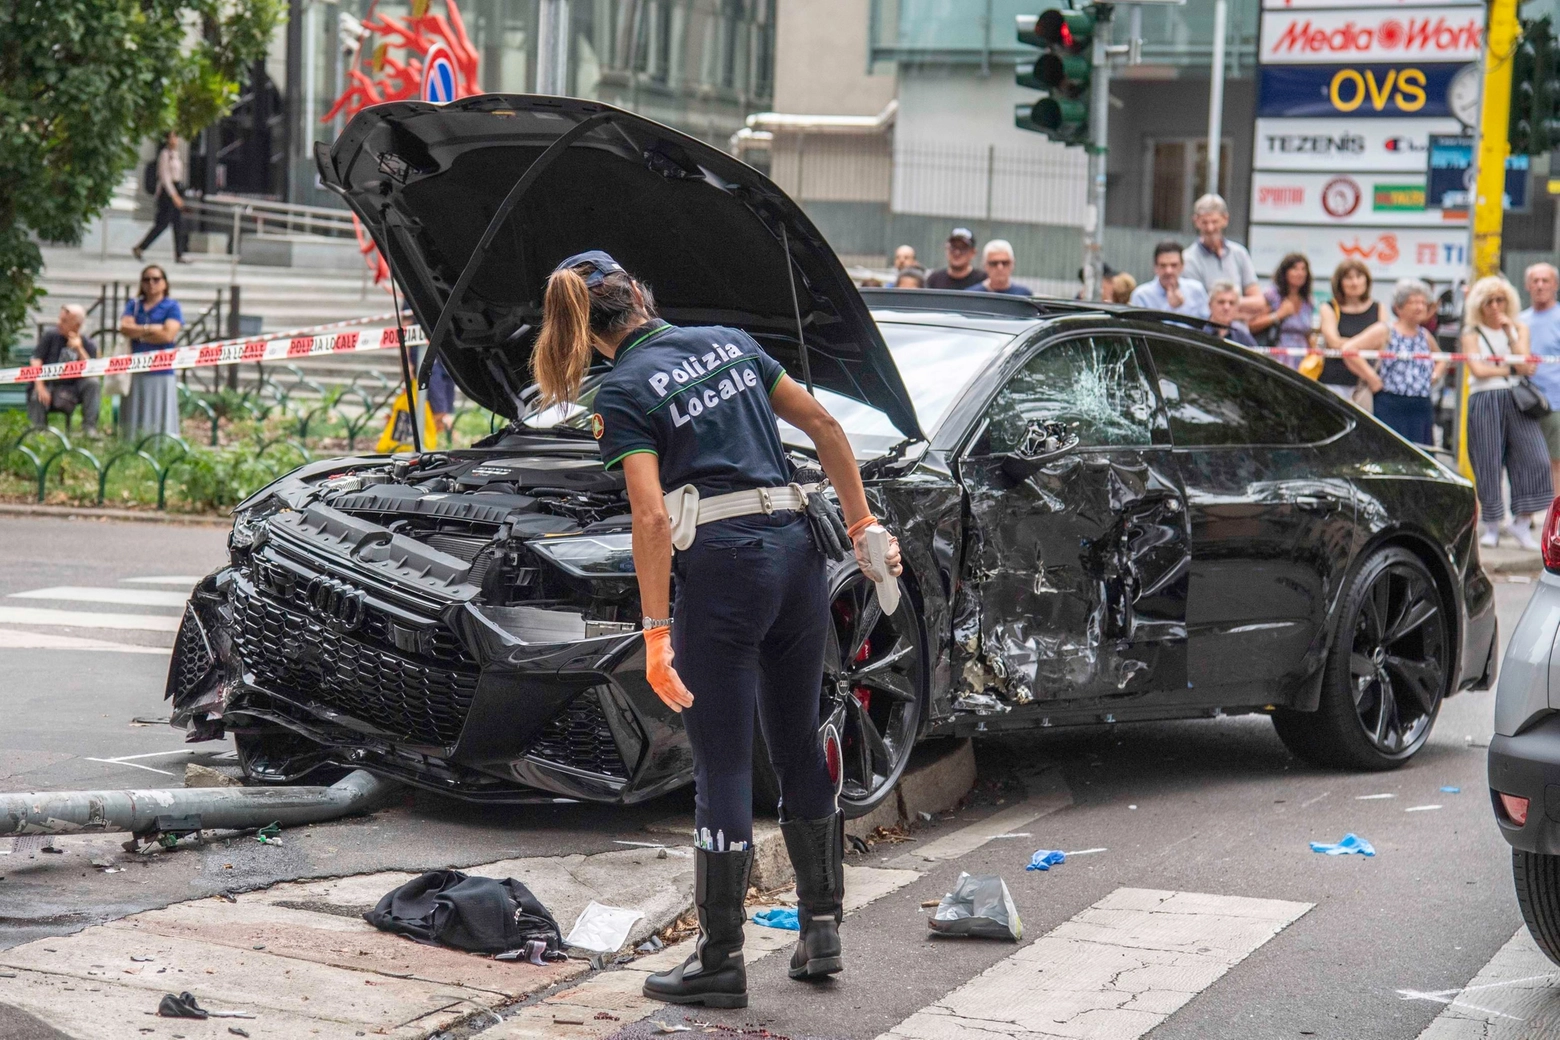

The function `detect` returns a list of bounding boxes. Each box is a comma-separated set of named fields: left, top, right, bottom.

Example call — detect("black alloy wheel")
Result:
left=754, top=567, right=924, bottom=819
left=1272, top=546, right=1449, bottom=771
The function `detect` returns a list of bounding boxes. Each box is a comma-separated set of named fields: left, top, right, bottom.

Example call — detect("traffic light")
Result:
left=1015, top=7, right=1097, bottom=145
left=1510, top=16, right=1560, bottom=155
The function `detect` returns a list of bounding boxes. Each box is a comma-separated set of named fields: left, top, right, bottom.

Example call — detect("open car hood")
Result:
left=315, top=95, right=922, bottom=441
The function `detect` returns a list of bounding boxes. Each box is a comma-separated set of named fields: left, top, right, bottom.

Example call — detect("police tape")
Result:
left=1, top=313, right=426, bottom=386
left=1246, top=344, right=1560, bottom=364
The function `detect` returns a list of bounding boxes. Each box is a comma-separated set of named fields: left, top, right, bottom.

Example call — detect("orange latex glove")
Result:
left=644, top=626, right=694, bottom=712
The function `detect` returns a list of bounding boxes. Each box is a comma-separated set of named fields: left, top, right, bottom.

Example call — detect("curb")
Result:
left=0, top=501, right=231, bottom=527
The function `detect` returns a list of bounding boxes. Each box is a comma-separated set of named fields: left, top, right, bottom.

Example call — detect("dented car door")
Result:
left=953, top=333, right=1190, bottom=708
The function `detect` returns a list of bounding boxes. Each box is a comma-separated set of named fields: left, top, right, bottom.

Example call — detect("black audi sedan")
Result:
left=165, top=95, right=1497, bottom=818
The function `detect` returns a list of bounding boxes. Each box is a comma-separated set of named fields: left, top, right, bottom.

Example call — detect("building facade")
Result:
left=195, top=0, right=777, bottom=208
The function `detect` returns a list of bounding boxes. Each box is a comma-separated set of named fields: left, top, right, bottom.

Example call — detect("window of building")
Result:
left=1145, top=138, right=1232, bottom=232
left=1148, top=338, right=1348, bottom=447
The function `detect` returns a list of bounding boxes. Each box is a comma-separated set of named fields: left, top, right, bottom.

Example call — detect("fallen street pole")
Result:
left=0, top=312, right=425, bottom=388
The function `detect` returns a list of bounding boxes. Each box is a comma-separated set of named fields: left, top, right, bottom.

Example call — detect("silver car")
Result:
left=1490, top=500, right=1560, bottom=961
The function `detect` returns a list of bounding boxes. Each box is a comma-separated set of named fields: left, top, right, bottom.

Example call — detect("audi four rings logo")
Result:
left=306, top=575, right=367, bottom=630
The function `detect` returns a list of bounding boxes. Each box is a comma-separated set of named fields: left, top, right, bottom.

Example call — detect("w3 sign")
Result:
left=1259, top=63, right=1469, bottom=118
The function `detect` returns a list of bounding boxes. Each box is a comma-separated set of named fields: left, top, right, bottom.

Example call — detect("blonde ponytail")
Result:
left=533, top=267, right=593, bottom=408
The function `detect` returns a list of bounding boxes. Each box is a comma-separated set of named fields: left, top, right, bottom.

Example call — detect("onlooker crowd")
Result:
left=882, top=206, right=1560, bottom=549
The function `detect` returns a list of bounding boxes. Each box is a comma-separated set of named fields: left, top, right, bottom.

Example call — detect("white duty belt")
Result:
left=664, top=483, right=815, bottom=551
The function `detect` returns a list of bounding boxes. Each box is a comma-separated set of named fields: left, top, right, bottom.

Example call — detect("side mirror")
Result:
left=998, top=419, right=1078, bottom=482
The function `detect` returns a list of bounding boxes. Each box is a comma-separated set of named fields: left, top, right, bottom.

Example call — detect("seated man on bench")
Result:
left=29, top=304, right=100, bottom=434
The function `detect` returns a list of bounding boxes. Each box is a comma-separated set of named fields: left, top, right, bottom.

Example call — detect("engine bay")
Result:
left=236, top=435, right=642, bottom=635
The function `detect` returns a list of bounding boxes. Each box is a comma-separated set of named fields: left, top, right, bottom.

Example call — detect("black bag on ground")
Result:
left=363, top=869, right=563, bottom=955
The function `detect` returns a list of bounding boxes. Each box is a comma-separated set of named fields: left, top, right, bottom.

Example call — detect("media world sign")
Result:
left=1260, top=8, right=1484, bottom=63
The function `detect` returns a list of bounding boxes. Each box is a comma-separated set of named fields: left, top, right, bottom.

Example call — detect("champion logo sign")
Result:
left=1265, top=12, right=1482, bottom=60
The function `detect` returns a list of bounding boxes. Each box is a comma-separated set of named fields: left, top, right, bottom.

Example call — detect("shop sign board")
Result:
left=1249, top=224, right=1470, bottom=279
left=1424, top=135, right=1531, bottom=209
left=1264, top=0, right=1474, bottom=9
left=1257, top=63, right=1471, bottom=118
left=1260, top=7, right=1483, bottom=63
left=1253, top=117, right=1463, bottom=171
left=1250, top=171, right=1464, bottom=225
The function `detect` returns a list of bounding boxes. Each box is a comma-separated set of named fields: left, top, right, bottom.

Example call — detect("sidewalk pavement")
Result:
left=0, top=743, right=984, bottom=1039
left=1483, top=540, right=1542, bottom=575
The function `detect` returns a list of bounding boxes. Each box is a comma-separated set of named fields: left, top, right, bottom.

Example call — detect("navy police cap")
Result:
left=554, top=250, right=623, bottom=288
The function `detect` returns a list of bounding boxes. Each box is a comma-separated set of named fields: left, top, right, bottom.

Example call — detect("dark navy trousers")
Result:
left=671, top=512, right=836, bottom=849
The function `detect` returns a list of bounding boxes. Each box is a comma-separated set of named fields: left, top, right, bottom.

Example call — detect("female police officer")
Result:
left=533, top=250, right=902, bottom=1009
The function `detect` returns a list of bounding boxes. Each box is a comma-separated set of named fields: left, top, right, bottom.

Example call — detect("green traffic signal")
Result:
left=1511, top=16, right=1558, bottom=155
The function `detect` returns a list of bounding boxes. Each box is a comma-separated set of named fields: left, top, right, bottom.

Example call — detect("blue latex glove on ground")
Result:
left=1310, top=833, right=1375, bottom=857
left=752, top=907, right=800, bottom=930
left=1026, top=849, right=1066, bottom=871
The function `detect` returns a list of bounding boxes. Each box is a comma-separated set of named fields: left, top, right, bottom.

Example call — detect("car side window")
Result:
left=1148, top=337, right=1349, bottom=447
left=980, top=335, right=1156, bottom=453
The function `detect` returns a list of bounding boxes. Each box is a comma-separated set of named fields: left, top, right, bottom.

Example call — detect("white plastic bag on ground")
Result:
left=927, top=872, right=1023, bottom=941
left=564, top=901, right=645, bottom=953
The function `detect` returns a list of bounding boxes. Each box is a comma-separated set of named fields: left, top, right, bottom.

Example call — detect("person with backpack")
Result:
left=133, top=132, right=190, bottom=263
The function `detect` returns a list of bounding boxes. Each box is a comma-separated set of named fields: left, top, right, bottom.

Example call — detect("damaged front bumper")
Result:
left=168, top=554, right=695, bottom=806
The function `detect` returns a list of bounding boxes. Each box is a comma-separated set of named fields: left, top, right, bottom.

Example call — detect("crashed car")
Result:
left=167, top=95, right=1497, bottom=819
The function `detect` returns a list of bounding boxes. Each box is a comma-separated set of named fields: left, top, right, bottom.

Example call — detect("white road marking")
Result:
left=1357, top=793, right=1396, bottom=800
left=122, top=576, right=203, bottom=585
left=9, top=586, right=188, bottom=608
left=0, top=606, right=180, bottom=632
left=83, top=758, right=176, bottom=776
left=1067, top=847, right=1109, bottom=855
left=0, top=629, right=169, bottom=655
left=1300, top=790, right=1331, bottom=808
left=1406, top=804, right=1444, bottom=812
left=877, top=888, right=1312, bottom=1040
left=1412, top=927, right=1560, bottom=1037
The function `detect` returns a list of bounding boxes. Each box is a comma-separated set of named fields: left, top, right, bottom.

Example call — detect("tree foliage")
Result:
left=0, top=0, right=283, bottom=348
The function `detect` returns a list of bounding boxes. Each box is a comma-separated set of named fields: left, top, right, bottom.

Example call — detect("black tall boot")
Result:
left=780, top=811, right=844, bottom=979
left=642, top=846, right=752, bottom=1008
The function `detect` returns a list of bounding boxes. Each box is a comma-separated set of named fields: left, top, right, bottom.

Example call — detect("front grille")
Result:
left=231, top=582, right=479, bottom=748
left=253, top=554, right=467, bottom=664
left=168, top=605, right=214, bottom=703
left=525, top=691, right=629, bottom=779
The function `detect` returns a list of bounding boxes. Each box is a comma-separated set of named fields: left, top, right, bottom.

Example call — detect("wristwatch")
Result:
left=642, top=616, right=673, bottom=630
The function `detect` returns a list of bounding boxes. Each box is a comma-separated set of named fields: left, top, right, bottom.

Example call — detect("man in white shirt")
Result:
left=1181, top=194, right=1266, bottom=321
left=1522, top=262, right=1560, bottom=491
left=1129, top=241, right=1210, bottom=318
left=133, top=132, right=189, bottom=263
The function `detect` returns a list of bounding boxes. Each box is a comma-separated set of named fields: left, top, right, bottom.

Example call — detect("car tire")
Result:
left=751, top=563, right=924, bottom=821
left=1514, top=849, right=1560, bottom=967
left=1272, top=546, right=1450, bottom=771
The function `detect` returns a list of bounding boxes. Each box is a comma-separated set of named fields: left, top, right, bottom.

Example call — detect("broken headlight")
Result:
left=528, top=533, right=636, bottom=578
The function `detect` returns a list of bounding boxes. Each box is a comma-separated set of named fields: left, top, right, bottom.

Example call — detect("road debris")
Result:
left=565, top=901, right=645, bottom=953
left=1310, top=834, right=1376, bottom=857
left=495, top=940, right=551, bottom=966
left=157, top=992, right=209, bottom=1019
left=253, top=822, right=282, bottom=845
left=366, top=870, right=565, bottom=956
left=228, top=1029, right=250, bottom=1038
left=1066, top=847, right=1107, bottom=856
left=636, top=935, right=665, bottom=954
left=1026, top=849, right=1065, bottom=871
left=752, top=907, right=800, bottom=930
left=554, top=1014, right=586, bottom=1025
left=1441, top=786, right=1461, bottom=794
left=927, top=873, right=1023, bottom=941
left=185, top=764, right=241, bottom=789
left=653, top=1022, right=693, bottom=1033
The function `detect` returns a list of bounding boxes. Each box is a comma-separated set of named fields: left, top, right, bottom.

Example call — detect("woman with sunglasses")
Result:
left=118, top=264, right=184, bottom=439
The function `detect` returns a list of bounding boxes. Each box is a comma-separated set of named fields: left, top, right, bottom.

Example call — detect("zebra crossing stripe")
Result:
left=877, top=888, right=1312, bottom=1040
left=0, top=606, right=180, bottom=632
left=1412, top=927, right=1560, bottom=1038
left=0, top=629, right=169, bottom=655
left=9, top=586, right=189, bottom=608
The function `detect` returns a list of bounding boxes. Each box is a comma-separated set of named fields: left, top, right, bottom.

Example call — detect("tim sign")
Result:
left=1261, top=8, right=1484, bottom=63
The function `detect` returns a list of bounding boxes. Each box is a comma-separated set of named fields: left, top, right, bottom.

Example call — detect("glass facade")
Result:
left=868, top=0, right=1259, bottom=73
left=274, top=0, right=774, bottom=206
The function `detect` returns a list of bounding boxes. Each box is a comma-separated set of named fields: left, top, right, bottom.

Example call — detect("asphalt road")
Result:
left=0, top=514, right=1547, bottom=1040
